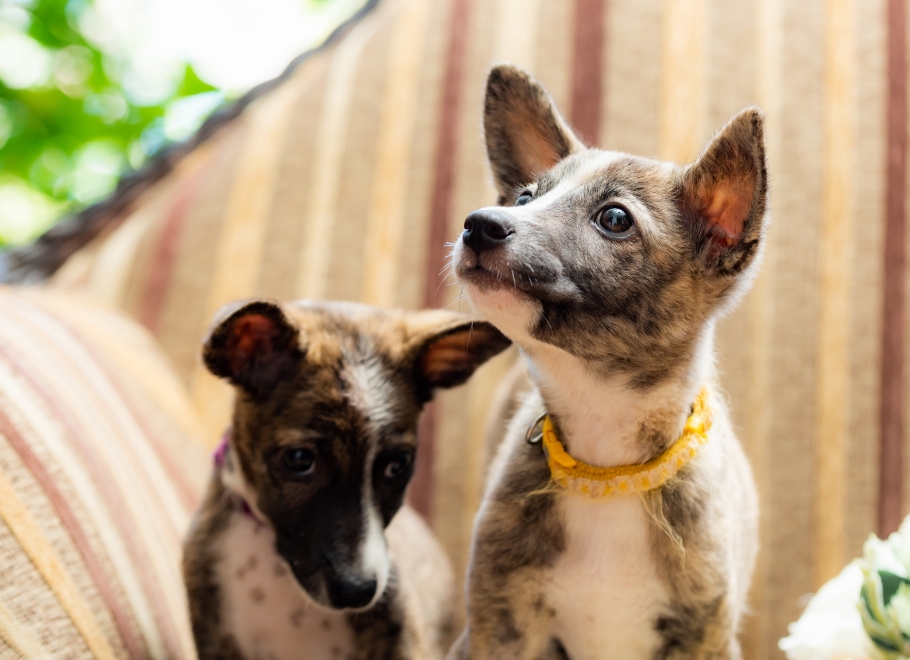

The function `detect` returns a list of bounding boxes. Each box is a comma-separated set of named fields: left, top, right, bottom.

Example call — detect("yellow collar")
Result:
left=532, top=387, right=712, bottom=498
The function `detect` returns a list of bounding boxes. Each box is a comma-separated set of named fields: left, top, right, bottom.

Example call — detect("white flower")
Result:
left=779, top=562, right=874, bottom=660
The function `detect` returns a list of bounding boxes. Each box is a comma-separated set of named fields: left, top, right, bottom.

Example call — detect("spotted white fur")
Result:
left=217, top=509, right=357, bottom=660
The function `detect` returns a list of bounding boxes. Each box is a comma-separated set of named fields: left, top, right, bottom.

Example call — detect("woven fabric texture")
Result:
left=0, top=288, right=207, bottom=658
left=44, top=0, right=899, bottom=653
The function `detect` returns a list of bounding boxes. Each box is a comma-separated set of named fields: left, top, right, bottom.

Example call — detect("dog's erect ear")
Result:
left=484, top=64, right=584, bottom=202
left=406, top=313, right=512, bottom=399
left=680, top=107, right=768, bottom=276
left=203, top=300, right=304, bottom=400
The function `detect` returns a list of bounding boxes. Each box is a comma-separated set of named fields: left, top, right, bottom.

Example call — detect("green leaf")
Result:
left=175, top=65, right=217, bottom=97
left=880, top=571, right=910, bottom=607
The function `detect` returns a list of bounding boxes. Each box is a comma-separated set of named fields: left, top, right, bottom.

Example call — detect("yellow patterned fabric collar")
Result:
left=531, top=387, right=712, bottom=498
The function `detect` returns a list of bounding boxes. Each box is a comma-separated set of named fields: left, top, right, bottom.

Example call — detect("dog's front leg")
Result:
left=448, top=486, right=562, bottom=660
left=448, top=575, right=556, bottom=660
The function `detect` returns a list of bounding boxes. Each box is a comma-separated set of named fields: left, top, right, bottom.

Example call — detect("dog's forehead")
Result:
left=277, top=302, right=418, bottom=437
left=339, top=357, right=400, bottom=432
left=287, top=301, right=414, bottom=362
left=540, top=149, right=676, bottom=198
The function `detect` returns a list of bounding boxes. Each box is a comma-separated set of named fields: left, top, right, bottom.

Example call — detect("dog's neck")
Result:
left=523, top=326, right=715, bottom=469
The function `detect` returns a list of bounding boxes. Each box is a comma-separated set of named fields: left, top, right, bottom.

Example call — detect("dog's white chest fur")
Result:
left=217, top=511, right=357, bottom=660
left=547, top=495, right=667, bottom=659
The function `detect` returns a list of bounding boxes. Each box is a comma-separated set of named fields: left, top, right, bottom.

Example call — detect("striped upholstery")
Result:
left=41, top=0, right=904, bottom=653
left=0, top=288, right=207, bottom=658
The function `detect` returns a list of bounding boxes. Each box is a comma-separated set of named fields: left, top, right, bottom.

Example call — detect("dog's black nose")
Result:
left=327, top=577, right=378, bottom=609
left=463, top=209, right=514, bottom=253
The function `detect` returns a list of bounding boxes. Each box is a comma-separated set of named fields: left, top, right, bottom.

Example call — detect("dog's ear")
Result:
left=484, top=64, right=584, bottom=203
left=203, top=300, right=304, bottom=400
left=680, top=107, right=768, bottom=276
left=406, top=312, right=512, bottom=400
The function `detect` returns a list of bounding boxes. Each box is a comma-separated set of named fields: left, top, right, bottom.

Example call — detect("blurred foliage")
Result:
left=0, top=0, right=224, bottom=246
left=0, top=0, right=358, bottom=248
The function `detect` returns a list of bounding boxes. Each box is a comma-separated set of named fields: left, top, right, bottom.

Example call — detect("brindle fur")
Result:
left=183, top=300, right=510, bottom=660
left=449, top=65, right=762, bottom=659
left=184, top=475, right=247, bottom=660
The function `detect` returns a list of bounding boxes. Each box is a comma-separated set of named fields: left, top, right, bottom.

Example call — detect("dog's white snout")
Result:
left=356, top=502, right=390, bottom=607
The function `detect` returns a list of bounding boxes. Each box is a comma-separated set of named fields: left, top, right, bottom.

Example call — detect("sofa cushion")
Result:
left=0, top=288, right=206, bottom=658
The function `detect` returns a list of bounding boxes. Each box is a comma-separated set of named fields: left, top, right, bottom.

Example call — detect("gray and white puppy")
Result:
left=183, top=299, right=510, bottom=660
left=449, top=65, right=763, bottom=659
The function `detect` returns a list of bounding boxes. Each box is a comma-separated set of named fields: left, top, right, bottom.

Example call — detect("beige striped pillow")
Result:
left=0, top=288, right=206, bottom=658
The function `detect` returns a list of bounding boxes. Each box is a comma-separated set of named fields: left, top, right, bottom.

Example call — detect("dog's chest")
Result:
left=546, top=495, right=667, bottom=659
left=216, top=511, right=357, bottom=660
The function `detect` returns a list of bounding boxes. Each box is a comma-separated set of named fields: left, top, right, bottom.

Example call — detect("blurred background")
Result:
left=0, top=0, right=363, bottom=247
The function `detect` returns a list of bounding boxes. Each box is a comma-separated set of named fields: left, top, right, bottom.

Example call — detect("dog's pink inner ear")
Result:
left=484, top=65, right=583, bottom=197
left=681, top=108, right=765, bottom=265
left=510, top=115, right=566, bottom=176
left=227, top=314, right=279, bottom=375
left=420, top=334, right=477, bottom=387
left=416, top=323, right=511, bottom=392
left=695, top=176, right=754, bottom=249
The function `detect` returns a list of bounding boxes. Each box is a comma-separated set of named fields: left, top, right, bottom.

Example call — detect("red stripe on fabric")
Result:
left=0, top=339, right=187, bottom=658
left=410, top=406, right=438, bottom=520
left=0, top=384, right=146, bottom=657
left=423, top=0, right=471, bottom=311
left=570, top=0, right=606, bottom=145
left=412, top=0, right=473, bottom=521
left=137, top=169, right=205, bottom=334
left=25, top=300, right=200, bottom=511
left=879, top=0, right=908, bottom=536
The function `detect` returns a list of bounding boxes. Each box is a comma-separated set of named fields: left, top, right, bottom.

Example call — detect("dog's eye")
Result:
left=595, top=206, right=634, bottom=237
left=515, top=191, right=533, bottom=206
left=381, top=451, right=414, bottom=480
left=281, top=447, right=315, bottom=476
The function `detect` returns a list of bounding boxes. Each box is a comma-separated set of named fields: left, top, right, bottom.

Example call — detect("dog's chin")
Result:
left=286, top=562, right=385, bottom=612
left=455, top=269, right=537, bottom=343
left=285, top=565, right=332, bottom=609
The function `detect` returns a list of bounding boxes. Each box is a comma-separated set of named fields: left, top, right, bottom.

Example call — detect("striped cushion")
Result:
left=0, top=288, right=207, bottom=658
left=42, top=0, right=900, bottom=652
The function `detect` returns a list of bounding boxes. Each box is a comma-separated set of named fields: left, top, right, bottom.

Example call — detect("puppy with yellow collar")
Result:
left=449, top=65, right=762, bottom=659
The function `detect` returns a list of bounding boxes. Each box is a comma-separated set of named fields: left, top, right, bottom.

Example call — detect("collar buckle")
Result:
left=526, top=412, right=547, bottom=445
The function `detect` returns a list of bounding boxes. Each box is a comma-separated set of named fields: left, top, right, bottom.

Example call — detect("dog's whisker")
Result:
left=435, top=263, right=460, bottom=295
left=445, top=294, right=466, bottom=309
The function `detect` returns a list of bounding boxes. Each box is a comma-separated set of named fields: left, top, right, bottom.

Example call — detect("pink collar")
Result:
left=213, top=433, right=230, bottom=468
left=213, top=432, right=263, bottom=525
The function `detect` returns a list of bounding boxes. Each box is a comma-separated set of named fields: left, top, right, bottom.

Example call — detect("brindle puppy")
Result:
left=448, top=65, right=763, bottom=659
left=183, top=299, right=510, bottom=660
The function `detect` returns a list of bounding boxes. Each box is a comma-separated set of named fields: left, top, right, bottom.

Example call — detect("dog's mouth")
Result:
left=456, top=244, right=539, bottom=293
left=455, top=244, right=580, bottom=303
left=283, top=556, right=383, bottom=612
left=284, top=558, right=331, bottom=606
left=458, top=262, right=531, bottom=293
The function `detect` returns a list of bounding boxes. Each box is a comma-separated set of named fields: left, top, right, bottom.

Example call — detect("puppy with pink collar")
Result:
left=183, top=299, right=510, bottom=660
